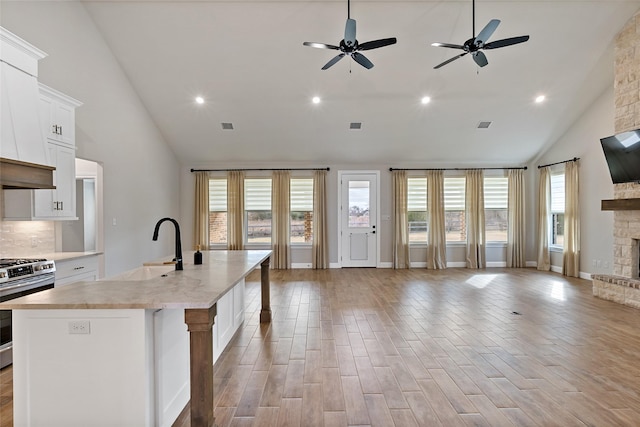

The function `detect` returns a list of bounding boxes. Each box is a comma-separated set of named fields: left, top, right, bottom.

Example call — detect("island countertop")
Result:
left=0, top=250, right=271, bottom=310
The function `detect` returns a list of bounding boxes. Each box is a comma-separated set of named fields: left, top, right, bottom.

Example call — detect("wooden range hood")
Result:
left=0, top=157, right=55, bottom=190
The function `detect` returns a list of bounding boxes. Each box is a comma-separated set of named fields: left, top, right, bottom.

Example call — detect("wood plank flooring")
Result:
left=4, top=267, right=640, bottom=426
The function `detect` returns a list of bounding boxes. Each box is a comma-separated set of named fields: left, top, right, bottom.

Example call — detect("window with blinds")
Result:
left=290, top=178, right=313, bottom=243
left=550, top=172, right=565, bottom=246
left=408, top=177, right=427, bottom=243
left=245, top=178, right=272, bottom=244
left=208, top=179, right=227, bottom=244
left=444, top=177, right=466, bottom=242
left=484, top=176, right=508, bottom=242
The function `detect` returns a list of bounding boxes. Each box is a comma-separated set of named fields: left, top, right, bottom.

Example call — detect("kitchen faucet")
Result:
left=152, top=217, right=183, bottom=270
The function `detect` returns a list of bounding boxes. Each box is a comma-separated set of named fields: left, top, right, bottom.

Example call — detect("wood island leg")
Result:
left=184, top=305, right=217, bottom=427
left=260, top=257, right=272, bottom=323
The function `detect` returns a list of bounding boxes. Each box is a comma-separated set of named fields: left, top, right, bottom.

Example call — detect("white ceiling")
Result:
left=81, top=0, right=640, bottom=167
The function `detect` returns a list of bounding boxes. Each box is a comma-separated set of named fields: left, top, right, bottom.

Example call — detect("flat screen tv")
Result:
left=600, top=129, right=640, bottom=184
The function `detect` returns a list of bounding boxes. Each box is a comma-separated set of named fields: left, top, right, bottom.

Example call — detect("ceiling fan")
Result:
left=303, top=0, right=397, bottom=70
left=431, top=0, right=529, bottom=69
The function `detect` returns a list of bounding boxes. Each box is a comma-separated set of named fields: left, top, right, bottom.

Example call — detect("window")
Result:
left=245, top=178, right=272, bottom=244
left=550, top=172, right=565, bottom=247
left=407, top=178, right=427, bottom=243
left=290, top=178, right=313, bottom=243
left=209, top=178, right=227, bottom=245
left=444, top=177, right=466, bottom=242
left=484, top=177, right=508, bottom=242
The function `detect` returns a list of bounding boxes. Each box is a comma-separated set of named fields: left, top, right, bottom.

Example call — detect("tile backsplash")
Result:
left=0, top=220, right=55, bottom=257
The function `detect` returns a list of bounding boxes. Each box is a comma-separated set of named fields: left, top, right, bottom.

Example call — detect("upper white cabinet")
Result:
left=39, top=84, right=80, bottom=146
left=3, top=86, right=82, bottom=220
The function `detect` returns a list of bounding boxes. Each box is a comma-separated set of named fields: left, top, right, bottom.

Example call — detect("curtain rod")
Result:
left=389, top=166, right=527, bottom=172
left=191, top=167, right=330, bottom=172
left=537, top=157, right=579, bottom=169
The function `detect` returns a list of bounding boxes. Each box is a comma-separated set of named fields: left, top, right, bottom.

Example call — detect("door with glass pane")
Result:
left=339, top=172, right=378, bottom=267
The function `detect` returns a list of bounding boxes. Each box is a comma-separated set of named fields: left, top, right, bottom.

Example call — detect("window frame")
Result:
left=549, top=171, right=565, bottom=250
left=444, top=176, right=466, bottom=244
left=407, top=177, right=428, bottom=244
left=484, top=176, right=508, bottom=244
left=290, top=177, right=314, bottom=245
left=208, top=177, right=228, bottom=247
left=244, top=177, right=273, bottom=246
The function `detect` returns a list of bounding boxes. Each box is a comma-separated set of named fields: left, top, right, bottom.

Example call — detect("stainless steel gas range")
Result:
left=0, top=258, right=56, bottom=369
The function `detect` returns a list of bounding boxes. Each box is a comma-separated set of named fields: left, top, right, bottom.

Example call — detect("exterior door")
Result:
left=340, top=172, right=378, bottom=267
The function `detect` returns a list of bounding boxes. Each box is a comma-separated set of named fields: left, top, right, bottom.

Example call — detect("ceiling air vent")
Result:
left=221, top=122, right=234, bottom=130
left=350, top=122, right=362, bottom=130
left=477, top=121, right=492, bottom=129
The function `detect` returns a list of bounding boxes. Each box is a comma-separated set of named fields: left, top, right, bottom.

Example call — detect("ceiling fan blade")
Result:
left=431, top=42, right=465, bottom=50
left=484, top=35, right=530, bottom=50
left=352, top=52, right=374, bottom=69
left=321, top=53, right=346, bottom=70
left=472, top=51, right=488, bottom=67
left=476, top=19, right=500, bottom=44
left=303, top=42, right=340, bottom=50
left=344, top=18, right=357, bottom=47
left=433, top=52, right=468, bottom=69
left=358, top=37, right=397, bottom=51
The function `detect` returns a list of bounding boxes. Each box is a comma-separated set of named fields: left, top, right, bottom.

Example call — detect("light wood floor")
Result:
left=4, top=268, right=640, bottom=426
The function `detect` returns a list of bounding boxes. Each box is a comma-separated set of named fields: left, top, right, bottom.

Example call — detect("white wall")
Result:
left=528, top=87, right=616, bottom=276
left=1, top=2, right=182, bottom=276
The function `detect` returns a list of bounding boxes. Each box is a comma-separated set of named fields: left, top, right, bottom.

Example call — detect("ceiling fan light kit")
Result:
left=302, top=0, right=529, bottom=71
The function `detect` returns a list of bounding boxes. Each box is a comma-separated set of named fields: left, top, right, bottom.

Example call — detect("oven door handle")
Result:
left=0, top=274, right=55, bottom=294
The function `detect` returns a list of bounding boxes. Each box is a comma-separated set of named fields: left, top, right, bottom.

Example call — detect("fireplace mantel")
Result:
left=601, top=198, right=640, bottom=211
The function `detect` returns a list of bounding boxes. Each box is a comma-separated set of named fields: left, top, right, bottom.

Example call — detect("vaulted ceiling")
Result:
left=81, top=0, right=640, bottom=166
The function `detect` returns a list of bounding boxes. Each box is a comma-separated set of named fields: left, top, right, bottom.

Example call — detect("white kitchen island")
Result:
left=0, top=250, right=272, bottom=427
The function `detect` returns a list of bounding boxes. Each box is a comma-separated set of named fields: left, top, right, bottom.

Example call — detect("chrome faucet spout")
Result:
left=152, top=217, right=183, bottom=271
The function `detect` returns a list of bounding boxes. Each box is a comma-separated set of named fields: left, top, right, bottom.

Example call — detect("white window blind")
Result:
left=484, top=177, right=508, bottom=209
left=290, top=178, right=313, bottom=211
left=408, top=178, right=427, bottom=211
left=245, top=178, right=272, bottom=210
left=550, top=173, right=565, bottom=213
left=209, top=179, right=227, bottom=212
left=444, top=177, right=465, bottom=210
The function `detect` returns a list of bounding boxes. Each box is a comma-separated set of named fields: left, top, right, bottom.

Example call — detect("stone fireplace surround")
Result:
left=591, top=12, right=640, bottom=308
left=592, top=183, right=640, bottom=308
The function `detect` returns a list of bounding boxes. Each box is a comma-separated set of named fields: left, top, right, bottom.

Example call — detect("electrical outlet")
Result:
left=68, top=320, right=91, bottom=335
left=31, top=236, right=38, bottom=248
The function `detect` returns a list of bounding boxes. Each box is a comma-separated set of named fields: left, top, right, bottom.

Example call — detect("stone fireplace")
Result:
left=591, top=12, right=640, bottom=308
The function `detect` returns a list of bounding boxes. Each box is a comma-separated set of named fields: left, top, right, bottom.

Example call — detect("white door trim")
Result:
left=337, top=170, right=381, bottom=268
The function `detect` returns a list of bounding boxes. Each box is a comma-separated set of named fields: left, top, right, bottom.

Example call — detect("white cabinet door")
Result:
left=31, top=143, right=76, bottom=219
left=39, top=85, right=79, bottom=146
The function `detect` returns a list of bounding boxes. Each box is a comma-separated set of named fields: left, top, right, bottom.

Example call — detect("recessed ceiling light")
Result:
left=421, top=96, right=431, bottom=105
left=535, top=95, right=546, bottom=103
left=195, top=96, right=205, bottom=104
left=312, top=96, right=321, bottom=104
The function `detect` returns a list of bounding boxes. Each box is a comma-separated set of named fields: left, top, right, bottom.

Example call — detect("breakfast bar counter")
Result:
left=0, top=249, right=272, bottom=427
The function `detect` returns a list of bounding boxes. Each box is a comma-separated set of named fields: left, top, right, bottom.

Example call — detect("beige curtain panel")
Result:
left=312, top=170, right=329, bottom=269
left=465, top=169, right=486, bottom=268
left=507, top=169, right=526, bottom=267
left=536, top=167, right=551, bottom=271
left=227, top=170, right=245, bottom=251
left=563, top=161, right=581, bottom=277
left=426, top=170, right=447, bottom=269
left=193, top=171, right=209, bottom=250
left=272, top=170, right=291, bottom=269
left=392, top=170, right=410, bottom=269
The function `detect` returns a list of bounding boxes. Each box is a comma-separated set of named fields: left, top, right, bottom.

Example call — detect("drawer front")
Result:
left=55, top=256, right=99, bottom=280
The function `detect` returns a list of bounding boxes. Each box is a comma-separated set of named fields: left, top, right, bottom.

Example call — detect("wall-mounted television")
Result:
left=600, top=129, right=640, bottom=184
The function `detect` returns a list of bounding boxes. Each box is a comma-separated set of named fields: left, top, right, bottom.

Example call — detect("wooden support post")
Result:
left=184, top=304, right=217, bottom=427
left=260, top=257, right=272, bottom=323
